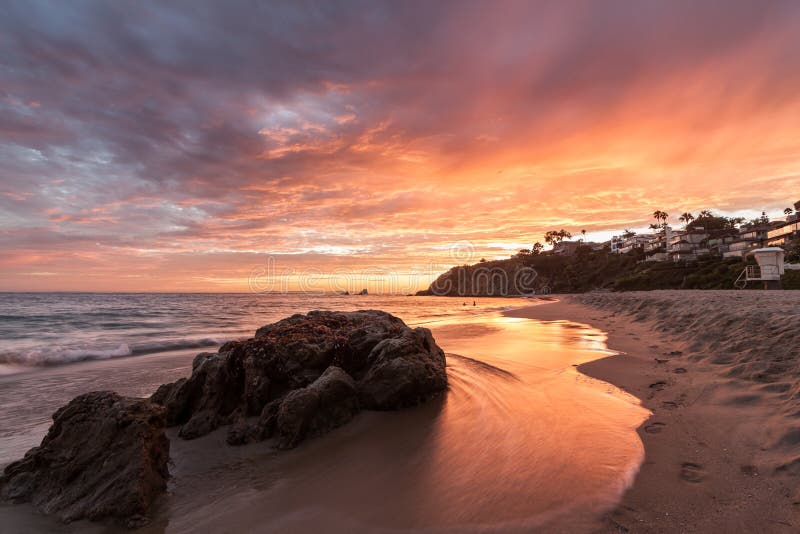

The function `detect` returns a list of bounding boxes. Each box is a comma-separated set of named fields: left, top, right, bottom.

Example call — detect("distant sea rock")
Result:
left=151, top=310, right=447, bottom=447
left=0, top=392, right=169, bottom=528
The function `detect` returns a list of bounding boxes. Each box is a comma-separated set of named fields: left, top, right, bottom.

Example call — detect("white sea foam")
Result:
left=0, top=338, right=226, bottom=366
left=0, top=344, right=132, bottom=366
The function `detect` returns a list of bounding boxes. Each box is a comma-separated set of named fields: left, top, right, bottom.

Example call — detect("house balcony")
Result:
left=729, top=240, right=756, bottom=251
left=683, top=233, right=708, bottom=245
left=670, top=242, right=694, bottom=253
left=767, top=222, right=799, bottom=240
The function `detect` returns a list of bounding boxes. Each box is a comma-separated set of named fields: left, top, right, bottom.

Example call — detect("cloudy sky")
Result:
left=1, top=0, right=799, bottom=291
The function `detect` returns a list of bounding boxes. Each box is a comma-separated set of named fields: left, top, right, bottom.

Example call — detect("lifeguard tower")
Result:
left=734, top=247, right=785, bottom=289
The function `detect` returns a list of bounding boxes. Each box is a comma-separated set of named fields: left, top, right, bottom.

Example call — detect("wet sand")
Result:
left=511, top=291, right=800, bottom=533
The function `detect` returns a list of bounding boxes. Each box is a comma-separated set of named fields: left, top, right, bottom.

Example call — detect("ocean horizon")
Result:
left=0, top=292, right=527, bottom=369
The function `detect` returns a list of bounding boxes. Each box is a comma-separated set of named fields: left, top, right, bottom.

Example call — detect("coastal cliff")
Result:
left=417, top=247, right=764, bottom=296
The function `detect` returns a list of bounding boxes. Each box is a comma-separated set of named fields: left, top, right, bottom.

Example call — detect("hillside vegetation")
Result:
left=418, top=246, right=756, bottom=296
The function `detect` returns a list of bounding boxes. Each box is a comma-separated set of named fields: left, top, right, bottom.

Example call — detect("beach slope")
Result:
left=510, top=290, right=800, bottom=533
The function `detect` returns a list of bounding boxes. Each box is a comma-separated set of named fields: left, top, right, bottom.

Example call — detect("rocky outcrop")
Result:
left=417, top=258, right=540, bottom=296
left=151, top=310, right=447, bottom=447
left=0, top=391, right=169, bottom=528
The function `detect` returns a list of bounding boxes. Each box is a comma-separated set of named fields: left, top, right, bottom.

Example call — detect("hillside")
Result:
left=415, top=246, right=785, bottom=296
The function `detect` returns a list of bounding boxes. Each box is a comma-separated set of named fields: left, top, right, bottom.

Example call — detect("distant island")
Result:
left=418, top=203, right=800, bottom=296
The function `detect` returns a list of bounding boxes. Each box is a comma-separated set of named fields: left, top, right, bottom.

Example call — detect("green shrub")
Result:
left=782, top=270, right=800, bottom=290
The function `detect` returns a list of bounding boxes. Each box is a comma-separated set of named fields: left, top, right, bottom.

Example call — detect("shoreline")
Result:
left=5, top=292, right=797, bottom=531
left=509, top=293, right=799, bottom=533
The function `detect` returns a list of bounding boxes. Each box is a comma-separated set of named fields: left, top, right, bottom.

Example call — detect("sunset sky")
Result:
left=1, top=0, right=799, bottom=292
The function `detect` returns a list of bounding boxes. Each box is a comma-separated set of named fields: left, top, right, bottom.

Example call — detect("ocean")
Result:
left=0, top=292, right=524, bottom=370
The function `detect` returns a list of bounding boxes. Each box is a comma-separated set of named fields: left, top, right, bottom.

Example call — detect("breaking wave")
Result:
left=0, top=337, right=226, bottom=366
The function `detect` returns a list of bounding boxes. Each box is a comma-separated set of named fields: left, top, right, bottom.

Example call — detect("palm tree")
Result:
left=652, top=210, right=669, bottom=228
left=581, top=229, right=587, bottom=241
left=652, top=210, right=670, bottom=248
left=699, top=209, right=713, bottom=218
left=679, top=212, right=695, bottom=227
left=652, top=210, right=663, bottom=224
left=785, top=207, right=794, bottom=216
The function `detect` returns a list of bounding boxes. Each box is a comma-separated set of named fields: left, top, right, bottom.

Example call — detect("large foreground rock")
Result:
left=151, top=310, right=447, bottom=446
left=0, top=391, right=169, bottom=528
left=275, top=366, right=360, bottom=449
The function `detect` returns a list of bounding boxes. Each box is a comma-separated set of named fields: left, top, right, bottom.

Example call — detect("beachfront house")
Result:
left=610, top=235, right=624, bottom=254
left=610, top=233, right=657, bottom=255
left=642, top=226, right=675, bottom=262
left=766, top=220, right=800, bottom=247
left=706, top=234, right=738, bottom=256
left=667, top=228, right=710, bottom=262
left=608, top=201, right=799, bottom=266
left=725, top=221, right=785, bottom=258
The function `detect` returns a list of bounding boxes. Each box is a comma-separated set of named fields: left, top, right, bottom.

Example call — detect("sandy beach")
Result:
left=511, top=290, right=800, bottom=533
left=3, top=291, right=799, bottom=532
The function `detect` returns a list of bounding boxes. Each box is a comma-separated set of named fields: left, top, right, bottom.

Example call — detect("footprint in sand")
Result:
left=740, top=465, right=759, bottom=477
left=649, top=381, right=667, bottom=391
left=644, top=422, right=666, bottom=434
left=673, top=368, right=687, bottom=374
left=680, top=462, right=705, bottom=483
left=661, top=401, right=679, bottom=410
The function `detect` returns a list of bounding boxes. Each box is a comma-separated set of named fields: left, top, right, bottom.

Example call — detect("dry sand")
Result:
left=511, top=290, right=800, bottom=533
